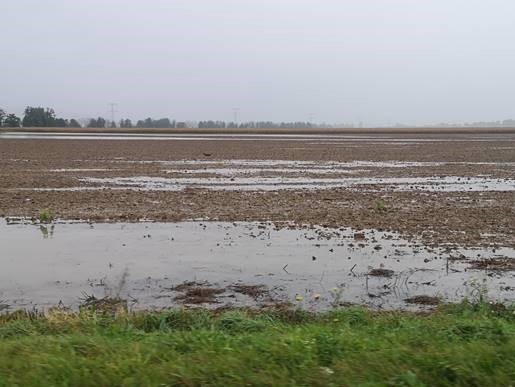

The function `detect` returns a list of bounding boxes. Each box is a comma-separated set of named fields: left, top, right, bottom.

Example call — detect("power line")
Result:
left=232, top=107, right=240, bottom=124
left=108, top=102, right=118, bottom=125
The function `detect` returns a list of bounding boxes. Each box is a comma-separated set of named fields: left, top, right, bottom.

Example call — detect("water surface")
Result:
left=1, top=219, right=513, bottom=312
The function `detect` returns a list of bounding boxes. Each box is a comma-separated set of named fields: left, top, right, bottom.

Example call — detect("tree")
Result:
left=154, top=118, right=173, bottom=128
left=96, top=117, right=106, bottom=128
left=21, top=106, right=79, bottom=127
left=68, top=119, right=81, bottom=128
left=134, top=117, right=175, bottom=128
left=3, top=113, right=21, bottom=127
left=110, top=121, right=116, bottom=128
left=0, top=109, right=5, bottom=126
left=54, top=118, right=68, bottom=127
left=120, top=119, right=133, bottom=128
left=22, top=106, right=56, bottom=127
left=87, top=117, right=106, bottom=128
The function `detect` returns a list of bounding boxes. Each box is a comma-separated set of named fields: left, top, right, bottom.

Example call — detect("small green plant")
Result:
left=466, top=278, right=489, bottom=304
left=374, top=199, right=388, bottom=213
left=38, top=209, right=54, bottom=223
left=329, top=286, right=345, bottom=308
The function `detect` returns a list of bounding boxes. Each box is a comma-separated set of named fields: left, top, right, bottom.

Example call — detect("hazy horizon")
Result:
left=2, top=1, right=515, bottom=126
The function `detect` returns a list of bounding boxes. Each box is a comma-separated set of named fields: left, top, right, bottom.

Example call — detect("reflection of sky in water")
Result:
left=2, top=131, right=515, bottom=142
left=1, top=220, right=514, bottom=312
left=77, top=175, right=515, bottom=192
left=13, top=159, right=515, bottom=192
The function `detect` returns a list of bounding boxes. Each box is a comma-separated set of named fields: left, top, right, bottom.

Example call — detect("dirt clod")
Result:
left=172, top=281, right=225, bottom=304
left=230, top=284, right=270, bottom=300
left=468, top=258, right=515, bottom=272
left=404, top=295, right=441, bottom=305
left=368, top=268, right=395, bottom=277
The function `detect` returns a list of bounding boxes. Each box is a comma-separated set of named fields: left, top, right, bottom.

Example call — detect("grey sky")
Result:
left=2, top=0, right=515, bottom=125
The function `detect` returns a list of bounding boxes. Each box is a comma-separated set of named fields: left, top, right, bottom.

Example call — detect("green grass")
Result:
left=0, top=302, right=513, bottom=386
left=374, top=199, right=388, bottom=213
left=38, top=208, right=54, bottom=223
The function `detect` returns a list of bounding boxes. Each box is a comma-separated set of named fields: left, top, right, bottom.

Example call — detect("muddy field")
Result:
left=0, top=129, right=514, bottom=311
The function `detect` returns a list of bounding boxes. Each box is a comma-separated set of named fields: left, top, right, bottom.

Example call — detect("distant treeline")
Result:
left=0, top=107, right=80, bottom=128
left=0, top=108, right=21, bottom=127
left=4, top=106, right=515, bottom=129
left=463, top=119, right=515, bottom=127
left=0, top=106, right=326, bottom=129
left=118, top=118, right=178, bottom=129
left=117, top=119, right=324, bottom=129
left=197, top=121, right=323, bottom=129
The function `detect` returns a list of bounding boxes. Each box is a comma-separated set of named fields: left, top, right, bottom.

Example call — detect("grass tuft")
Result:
left=38, top=209, right=54, bottom=223
left=374, top=199, right=388, bottom=213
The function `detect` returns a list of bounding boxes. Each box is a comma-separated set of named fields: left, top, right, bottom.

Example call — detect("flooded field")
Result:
left=0, top=129, right=513, bottom=311
left=1, top=219, right=514, bottom=312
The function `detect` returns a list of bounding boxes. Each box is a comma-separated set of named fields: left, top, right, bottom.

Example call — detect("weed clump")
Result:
left=38, top=209, right=54, bottom=223
left=374, top=199, right=388, bottom=213
left=79, top=293, right=127, bottom=315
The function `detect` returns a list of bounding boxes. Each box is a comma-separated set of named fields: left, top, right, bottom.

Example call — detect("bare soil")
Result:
left=404, top=295, right=441, bottom=305
left=172, top=281, right=225, bottom=305
left=468, top=257, right=515, bottom=271
left=368, top=268, right=395, bottom=278
left=0, top=131, right=514, bottom=248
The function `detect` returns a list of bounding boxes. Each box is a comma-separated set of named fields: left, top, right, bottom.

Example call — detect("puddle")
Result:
left=88, top=158, right=515, bottom=170
left=74, top=159, right=513, bottom=193
left=152, top=159, right=446, bottom=168
left=50, top=168, right=116, bottom=172
left=76, top=175, right=515, bottom=192
left=368, top=177, right=515, bottom=192
left=0, top=219, right=513, bottom=312
left=163, top=168, right=367, bottom=176
left=0, top=132, right=397, bottom=141
left=2, top=132, right=515, bottom=143
left=16, top=159, right=515, bottom=192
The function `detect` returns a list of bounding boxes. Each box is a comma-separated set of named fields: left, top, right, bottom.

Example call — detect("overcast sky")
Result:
left=2, top=0, right=515, bottom=125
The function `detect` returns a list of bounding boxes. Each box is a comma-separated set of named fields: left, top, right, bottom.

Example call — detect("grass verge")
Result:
left=0, top=302, right=513, bottom=386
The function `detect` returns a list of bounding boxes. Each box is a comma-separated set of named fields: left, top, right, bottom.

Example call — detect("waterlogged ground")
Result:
left=0, top=130, right=513, bottom=312
left=9, top=158, right=515, bottom=192
left=1, top=219, right=513, bottom=312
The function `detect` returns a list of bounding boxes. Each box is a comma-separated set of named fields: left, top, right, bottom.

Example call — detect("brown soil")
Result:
left=0, top=132, right=514, bottom=248
left=404, top=295, right=441, bottom=305
left=230, top=284, right=270, bottom=300
left=468, top=258, right=515, bottom=271
left=172, top=281, right=225, bottom=304
left=368, top=268, right=395, bottom=277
